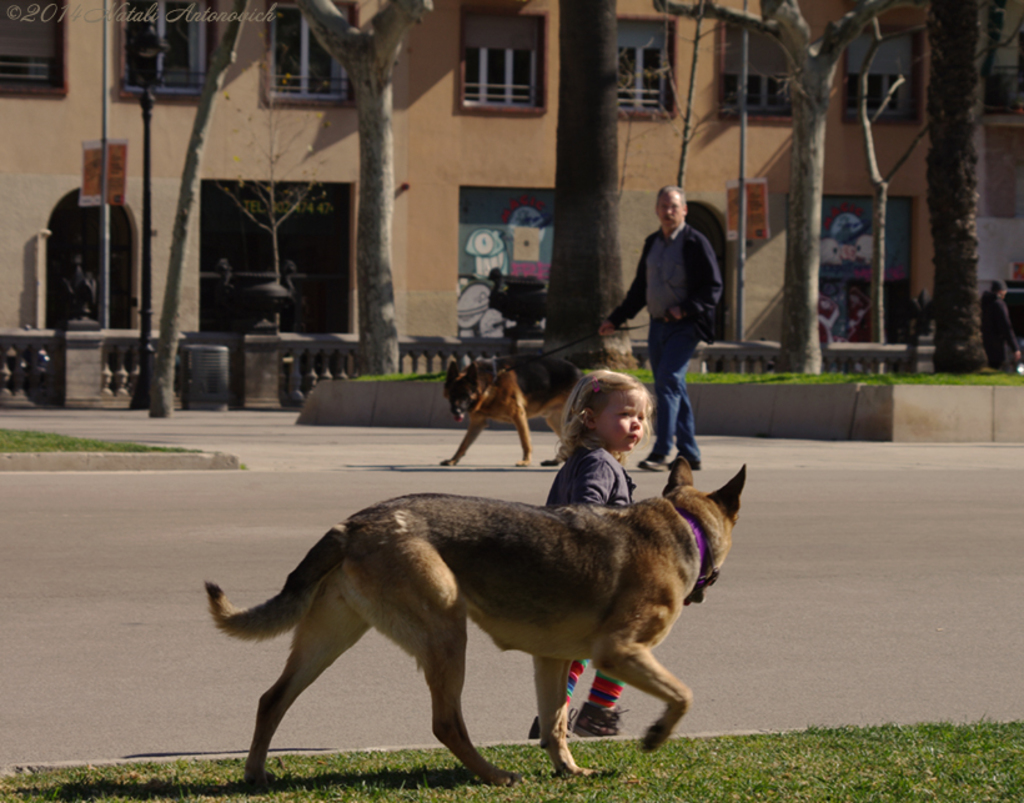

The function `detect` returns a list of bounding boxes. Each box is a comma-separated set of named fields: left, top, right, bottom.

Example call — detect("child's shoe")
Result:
left=573, top=701, right=623, bottom=737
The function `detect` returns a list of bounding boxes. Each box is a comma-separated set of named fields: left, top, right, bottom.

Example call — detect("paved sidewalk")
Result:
left=1, top=407, right=1022, bottom=776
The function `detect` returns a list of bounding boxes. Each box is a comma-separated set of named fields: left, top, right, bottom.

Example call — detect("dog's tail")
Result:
left=205, top=526, right=348, bottom=641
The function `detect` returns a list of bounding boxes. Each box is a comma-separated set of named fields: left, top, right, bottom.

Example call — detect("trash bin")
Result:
left=183, top=345, right=230, bottom=411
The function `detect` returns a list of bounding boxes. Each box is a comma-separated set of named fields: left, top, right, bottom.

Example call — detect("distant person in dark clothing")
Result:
left=980, top=280, right=1021, bottom=370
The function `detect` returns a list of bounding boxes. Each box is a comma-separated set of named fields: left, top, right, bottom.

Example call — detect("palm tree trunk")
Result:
left=927, top=0, right=986, bottom=373
left=545, top=0, right=633, bottom=368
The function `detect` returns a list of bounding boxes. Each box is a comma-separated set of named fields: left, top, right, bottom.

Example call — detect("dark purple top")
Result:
left=546, top=447, right=636, bottom=507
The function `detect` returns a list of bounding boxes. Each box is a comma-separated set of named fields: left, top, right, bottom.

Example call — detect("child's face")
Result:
left=586, top=389, right=646, bottom=454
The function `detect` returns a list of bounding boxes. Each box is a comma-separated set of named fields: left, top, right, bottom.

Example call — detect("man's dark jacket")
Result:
left=980, top=290, right=1018, bottom=363
left=607, top=225, right=723, bottom=344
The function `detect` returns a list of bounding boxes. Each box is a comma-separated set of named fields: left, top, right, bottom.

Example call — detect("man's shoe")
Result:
left=638, top=453, right=670, bottom=471
left=688, top=460, right=702, bottom=471
left=573, top=702, right=624, bottom=738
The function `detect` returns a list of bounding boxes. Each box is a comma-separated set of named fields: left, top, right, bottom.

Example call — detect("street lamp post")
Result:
left=128, top=23, right=168, bottom=410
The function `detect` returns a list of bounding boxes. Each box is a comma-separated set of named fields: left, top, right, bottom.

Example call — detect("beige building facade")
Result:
left=6, top=0, right=1010, bottom=347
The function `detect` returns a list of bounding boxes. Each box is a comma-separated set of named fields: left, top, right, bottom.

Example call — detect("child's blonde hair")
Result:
left=555, top=370, right=653, bottom=465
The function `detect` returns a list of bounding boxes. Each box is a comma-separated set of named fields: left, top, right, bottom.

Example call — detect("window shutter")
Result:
left=0, top=2, right=57, bottom=58
left=848, top=33, right=913, bottom=75
left=618, top=20, right=666, bottom=51
left=465, top=15, right=538, bottom=52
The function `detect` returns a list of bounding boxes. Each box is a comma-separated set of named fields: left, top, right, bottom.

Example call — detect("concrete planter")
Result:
left=297, top=379, right=1024, bottom=443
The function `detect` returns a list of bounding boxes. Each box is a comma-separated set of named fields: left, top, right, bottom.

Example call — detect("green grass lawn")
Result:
left=0, top=429, right=195, bottom=454
left=3, top=722, right=1021, bottom=801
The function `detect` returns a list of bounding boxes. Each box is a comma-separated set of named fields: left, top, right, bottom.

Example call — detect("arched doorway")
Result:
left=685, top=201, right=727, bottom=340
left=46, top=191, right=133, bottom=329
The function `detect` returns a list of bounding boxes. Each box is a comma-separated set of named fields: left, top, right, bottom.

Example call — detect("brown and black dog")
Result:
left=205, top=458, right=746, bottom=786
left=441, top=355, right=581, bottom=467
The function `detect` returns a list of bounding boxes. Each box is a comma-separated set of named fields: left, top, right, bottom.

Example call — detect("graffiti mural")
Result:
left=457, top=188, right=554, bottom=337
left=818, top=196, right=911, bottom=343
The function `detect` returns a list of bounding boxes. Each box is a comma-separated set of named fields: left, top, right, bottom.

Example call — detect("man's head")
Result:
left=655, top=186, right=687, bottom=236
left=992, top=279, right=1008, bottom=298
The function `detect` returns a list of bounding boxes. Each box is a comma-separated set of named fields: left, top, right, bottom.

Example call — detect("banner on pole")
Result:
left=726, top=177, right=769, bottom=241
left=80, top=140, right=129, bottom=207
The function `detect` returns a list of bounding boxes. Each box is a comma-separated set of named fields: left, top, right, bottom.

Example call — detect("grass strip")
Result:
left=0, top=429, right=196, bottom=454
left=3, top=721, right=1022, bottom=801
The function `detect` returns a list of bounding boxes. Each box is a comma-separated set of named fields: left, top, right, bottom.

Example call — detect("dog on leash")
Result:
left=441, top=355, right=581, bottom=467
left=204, top=458, right=746, bottom=787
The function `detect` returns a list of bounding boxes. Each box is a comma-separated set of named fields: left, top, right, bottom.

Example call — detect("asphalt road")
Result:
left=1, top=408, right=1022, bottom=774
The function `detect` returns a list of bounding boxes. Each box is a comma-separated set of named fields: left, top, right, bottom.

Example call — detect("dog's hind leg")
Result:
left=419, top=620, right=522, bottom=787
left=509, top=404, right=533, bottom=466
left=244, top=581, right=369, bottom=785
left=591, top=641, right=693, bottom=753
left=533, top=657, right=591, bottom=776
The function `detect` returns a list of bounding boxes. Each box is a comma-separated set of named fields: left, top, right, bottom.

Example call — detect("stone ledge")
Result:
left=297, top=379, right=1024, bottom=443
left=0, top=451, right=241, bottom=472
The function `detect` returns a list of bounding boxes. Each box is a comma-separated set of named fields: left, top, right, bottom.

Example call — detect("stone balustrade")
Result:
left=1, top=328, right=936, bottom=409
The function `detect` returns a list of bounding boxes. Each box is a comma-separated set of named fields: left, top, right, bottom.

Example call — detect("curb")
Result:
left=0, top=451, right=241, bottom=472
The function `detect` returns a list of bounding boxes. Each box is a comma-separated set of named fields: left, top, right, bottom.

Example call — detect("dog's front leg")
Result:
left=591, top=641, right=693, bottom=752
left=533, top=656, right=593, bottom=777
left=440, top=416, right=487, bottom=466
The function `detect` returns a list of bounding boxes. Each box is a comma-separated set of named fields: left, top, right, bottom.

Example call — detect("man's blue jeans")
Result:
left=647, top=319, right=701, bottom=464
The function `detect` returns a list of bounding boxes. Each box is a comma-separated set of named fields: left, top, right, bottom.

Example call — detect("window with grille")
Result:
left=124, top=0, right=206, bottom=93
left=0, top=0, right=63, bottom=90
left=618, top=20, right=672, bottom=112
left=463, top=14, right=542, bottom=108
left=272, top=5, right=349, bottom=101
left=722, top=26, right=790, bottom=116
left=845, top=33, right=915, bottom=120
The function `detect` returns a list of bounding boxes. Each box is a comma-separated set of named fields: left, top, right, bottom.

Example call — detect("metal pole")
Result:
left=736, top=0, right=748, bottom=342
left=99, top=0, right=110, bottom=329
left=131, top=87, right=154, bottom=410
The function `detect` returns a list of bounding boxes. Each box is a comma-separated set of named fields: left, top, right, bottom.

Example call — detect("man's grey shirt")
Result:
left=645, top=223, right=688, bottom=319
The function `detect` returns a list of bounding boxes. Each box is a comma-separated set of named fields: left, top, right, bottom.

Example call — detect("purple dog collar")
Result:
left=676, top=508, right=719, bottom=604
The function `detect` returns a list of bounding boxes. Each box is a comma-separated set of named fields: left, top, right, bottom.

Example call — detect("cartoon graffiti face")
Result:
left=465, top=228, right=508, bottom=276
left=829, top=212, right=867, bottom=244
left=855, top=234, right=873, bottom=264
left=821, top=238, right=842, bottom=265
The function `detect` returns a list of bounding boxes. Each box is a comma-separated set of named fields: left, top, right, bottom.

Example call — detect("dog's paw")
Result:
left=641, top=723, right=668, bottom=752
left=440, top=458, right=458, bottom=466
left=491, top=771, right=522, bottom=787
left=540, top=458, right=561, bottom=467
left=243, top=769, right=272, bottom=786
left=515, top=460, right=532, bottom=467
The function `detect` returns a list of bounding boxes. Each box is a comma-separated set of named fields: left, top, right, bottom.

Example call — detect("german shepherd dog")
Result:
left=441, top=355, right=581, bottom=467
left=205, top=459, right=746, bottom=787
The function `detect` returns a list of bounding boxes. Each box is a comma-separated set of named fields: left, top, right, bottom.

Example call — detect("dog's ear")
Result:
left=466, top=361, right=479, bottom=386
left=708, top=465, right=746, bottom=521
left=662, top=457, right=694, bottom=495
left=445, top=361, right=459, bottom=386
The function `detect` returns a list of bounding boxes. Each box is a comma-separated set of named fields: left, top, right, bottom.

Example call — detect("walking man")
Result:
left=981, top=280, right=1021, bottom=370
left=599, top=186, right=722, bottom=471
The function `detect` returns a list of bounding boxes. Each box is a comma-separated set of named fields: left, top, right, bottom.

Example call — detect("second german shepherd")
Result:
left=205, top=459, right=746, bottom=787
left=441, top=355, right=581, bottom=467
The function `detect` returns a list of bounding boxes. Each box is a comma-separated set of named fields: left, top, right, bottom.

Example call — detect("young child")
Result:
left=537, top=369, right=654, bottom=739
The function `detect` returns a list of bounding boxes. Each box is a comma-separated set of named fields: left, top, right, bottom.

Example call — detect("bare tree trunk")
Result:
left=352, top=70, right=399, bottom=374
left=545, top=0, right=633, bottom=369
left=779, top=74, right=828, bottom=373
left=296, top=0, right=431, bottom=376
left=676, top=3, right=705, bottom=188
left=150, top=0, right=249, bottom=417
left=927, top=0, right=986, bottom=373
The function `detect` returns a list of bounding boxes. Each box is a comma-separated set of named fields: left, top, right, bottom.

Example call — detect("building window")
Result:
left=722, top=26, right=790, bottom=116
left=271, top=5, right=348, bottom=100
left=845, top=32, right=915, bottom=120
left=463, top=13, right=542, bottom=108
left=618, top=19, right=673, bottom=112
left=124, top=0, right=206, bottom=93
left=0, top=0, right=64, bottom=90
